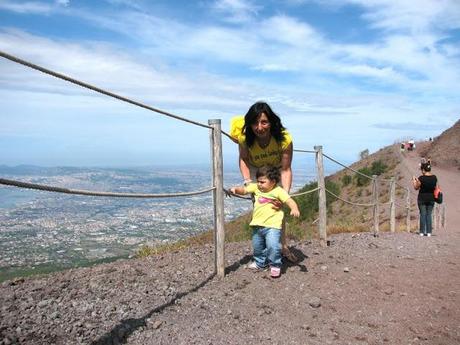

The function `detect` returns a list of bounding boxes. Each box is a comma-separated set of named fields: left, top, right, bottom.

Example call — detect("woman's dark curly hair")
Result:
left=256, top=166, right=281, bottom=184
left=243, top=102, right=286, bottom=147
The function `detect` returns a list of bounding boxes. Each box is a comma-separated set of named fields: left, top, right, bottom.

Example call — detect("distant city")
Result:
left=0, top=164, right=318, bottom=279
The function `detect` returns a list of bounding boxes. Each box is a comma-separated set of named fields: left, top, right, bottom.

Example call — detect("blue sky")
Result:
left=0, top=0, right=459, bottom=169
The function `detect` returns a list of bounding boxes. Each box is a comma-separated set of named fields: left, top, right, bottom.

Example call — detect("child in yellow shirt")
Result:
left=230, top=166, right=300, bottom=278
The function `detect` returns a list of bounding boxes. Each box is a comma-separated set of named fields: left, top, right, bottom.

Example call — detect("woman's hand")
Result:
left=270, top=199, right=283, bottom=210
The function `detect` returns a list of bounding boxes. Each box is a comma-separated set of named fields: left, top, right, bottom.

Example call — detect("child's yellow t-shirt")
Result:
left=245, top=183, right=291, bottom=229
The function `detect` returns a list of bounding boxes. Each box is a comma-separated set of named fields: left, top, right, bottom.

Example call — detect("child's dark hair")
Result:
left=421, top=163, right=431, bottom=172
left=256, top=166, right=280, bottom=184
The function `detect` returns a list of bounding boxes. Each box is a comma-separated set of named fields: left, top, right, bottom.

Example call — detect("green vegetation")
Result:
left=371, top=160, right=388, bottom=175
left=294, top=180, right=340, bottom=221
left=354, top=160, right=388, bottom=186
left=341, top=174, right=352, bottom=187
left=355, top=166, right=372, bottom=186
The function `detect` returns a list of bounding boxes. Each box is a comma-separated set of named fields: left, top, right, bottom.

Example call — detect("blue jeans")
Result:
left=252, top=226, right=282, bottom=268
left=418, top=202, right=434, bottom=235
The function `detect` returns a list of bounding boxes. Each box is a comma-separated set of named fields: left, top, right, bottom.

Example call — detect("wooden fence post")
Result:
left=390, top=177, right=396, bottom=233
left=314, top=145, right=327, bottom=247
left=372, top=175, right=379, bottom=236
left=406, top=187, right=411, bottom=232
left=433, top=204, right=439, bottom=232
left=441, top=204, right=447, bottom=229
left=209, top=119, right=225, bottom=278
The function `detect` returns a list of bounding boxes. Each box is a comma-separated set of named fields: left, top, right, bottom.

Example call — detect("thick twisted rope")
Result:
left=291, top=187, right=319, bottom=197
left=325, top=188, right=374, bottom=207
left=0, top=178, right=214, bottom=198
left=323, top=153, right=375, bottom=181
left=0, top=51, right=211, bottom=130
left=223, top=186, right=319, bottom=200
left=223, top=188, right=252, bottom=200
left=293, top=149, right=316, bottom=154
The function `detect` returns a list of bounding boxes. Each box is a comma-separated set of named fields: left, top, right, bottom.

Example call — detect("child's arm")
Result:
left=285, top=197, right=300, bottom=218
left=230, top=186, right=247, bottom=195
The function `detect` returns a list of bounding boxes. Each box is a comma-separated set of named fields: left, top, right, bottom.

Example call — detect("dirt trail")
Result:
left=1, top=150, right=459, bottom=345
left=127, top=150, right=460, bottom=345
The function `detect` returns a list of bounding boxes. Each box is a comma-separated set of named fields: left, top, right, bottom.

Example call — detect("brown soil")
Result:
left=1, top=150, right=459, bottom=345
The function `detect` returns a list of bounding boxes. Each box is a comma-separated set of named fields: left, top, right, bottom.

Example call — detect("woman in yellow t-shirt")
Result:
left=231, top=101, right=297, bottom=262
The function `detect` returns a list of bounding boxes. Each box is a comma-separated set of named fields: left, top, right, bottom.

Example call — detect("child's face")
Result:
left=257, top=176, right=277, bottom=192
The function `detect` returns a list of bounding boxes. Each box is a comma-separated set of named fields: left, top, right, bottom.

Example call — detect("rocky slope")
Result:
left=419, top=118, right=460, bottom=169
left=1, top=121, right=459, bottom=345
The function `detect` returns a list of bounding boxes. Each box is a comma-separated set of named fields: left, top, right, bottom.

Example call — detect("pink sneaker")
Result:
left=270, top=266, right=281, bottom=278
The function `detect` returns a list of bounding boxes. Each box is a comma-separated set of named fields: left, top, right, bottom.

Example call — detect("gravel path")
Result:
left=1, top=152, right=459, bottom=345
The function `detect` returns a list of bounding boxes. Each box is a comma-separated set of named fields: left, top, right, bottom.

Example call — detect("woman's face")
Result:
left=251, top=113, right=271, bottom=139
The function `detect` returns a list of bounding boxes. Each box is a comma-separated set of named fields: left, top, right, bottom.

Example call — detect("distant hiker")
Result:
left=408, top=140, right=415, bottom=151
left=412, top=162, right=438, bottom=237
left=400, top=143, right=405, bottom=152
left=230, top=101, right=298, bottom=262
left=230, top=166, right=300, bottom=278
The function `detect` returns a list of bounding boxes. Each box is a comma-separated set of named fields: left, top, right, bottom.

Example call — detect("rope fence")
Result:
left=0, top=51, right=211, bottom=130
left=0, top=50, right=447, bottom=278
left=325, top=188, right=374, bottom=207
left=291, top=187, right=319, bottom=197
left=0, top=178, right=215, bottom=198
left=323, top=152, right=374, bottom=181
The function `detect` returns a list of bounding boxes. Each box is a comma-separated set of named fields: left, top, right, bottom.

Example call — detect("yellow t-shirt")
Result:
left=238, top=131, right=292, bottom=167
left=245, top=183, right=291, bottom=229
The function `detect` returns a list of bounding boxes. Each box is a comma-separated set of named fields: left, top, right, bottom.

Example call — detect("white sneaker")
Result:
left=427, top=233, right=432, bottom=237
left=419, top=233, right=424, bottom=236
left=246, top=261, right=267, bottom=271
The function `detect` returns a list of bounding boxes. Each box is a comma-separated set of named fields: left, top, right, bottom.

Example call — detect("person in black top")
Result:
left=412, top=163, right=438, bottom=236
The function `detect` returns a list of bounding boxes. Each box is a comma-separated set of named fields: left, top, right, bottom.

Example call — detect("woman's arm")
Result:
left=239, top=144, right=252, bottom=183
left=412, top=176, right=421, bottom=190
left=280, top=143, right=293, bottom=193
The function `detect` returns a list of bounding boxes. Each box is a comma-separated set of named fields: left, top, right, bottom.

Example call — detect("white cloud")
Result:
left=1, top=1, right=459, bottom=166
left=56, top=0, right=70, bottom=6
left=37, top=1, right=456, bottom=95
left=349, top=0, right=460, bottom=33
left=0, top=29, right=252, bottom=119
left=0, top=0, right=52, bottom=14
left=259, top=15, right=319, bottom=47
left=211, top=0, right=260, bottom=23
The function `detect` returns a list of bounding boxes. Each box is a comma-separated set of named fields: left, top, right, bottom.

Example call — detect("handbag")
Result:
left=434, top=185, right=443, bottom=204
